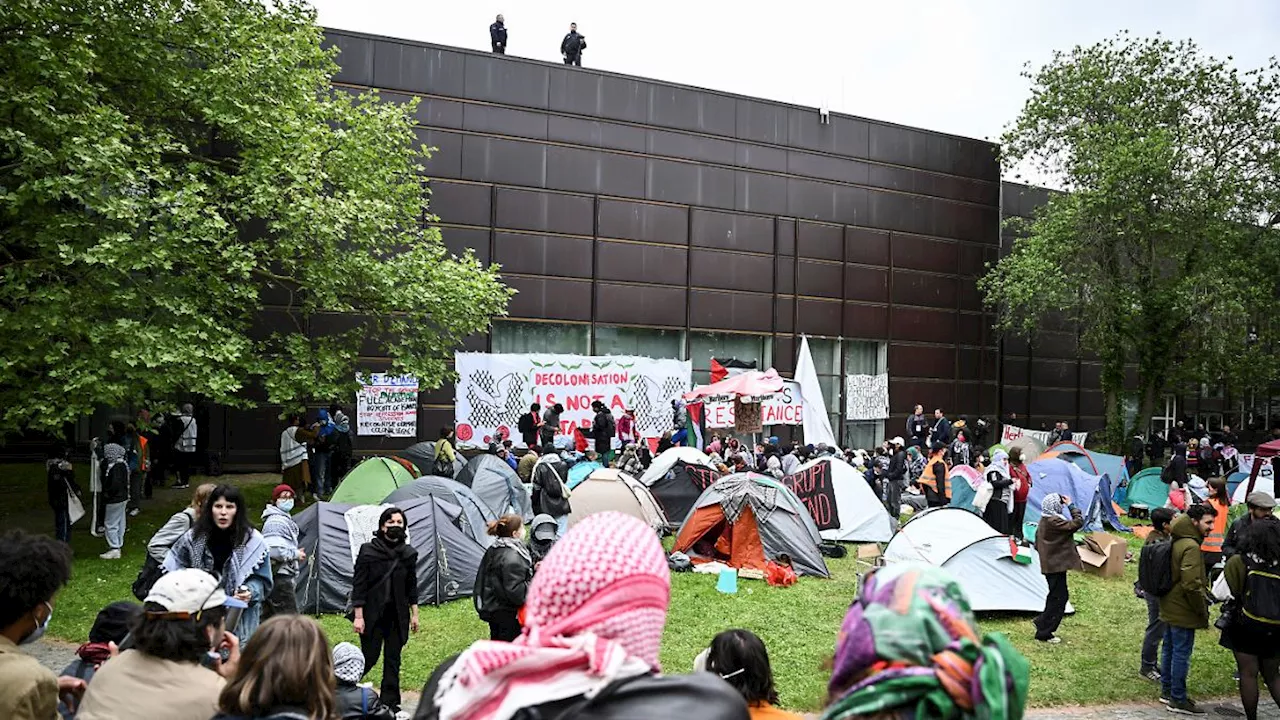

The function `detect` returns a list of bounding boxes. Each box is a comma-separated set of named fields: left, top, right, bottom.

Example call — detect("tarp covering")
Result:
left=567, top=461, right=604, bottom=489
left=883, top=507, right=1056, bottom=613
left=674, top=472, right=828, bottom=577
left=787, top=458, right=893, bottom=542
left=382, top=477, right=497, bottom=547
left=1026, top=459, right=1128, bottom=533
left=683, top=369, right=784, bottom=402
left=454, top=454, right=532, bottom=521
left=396, top=441, right=464, bottom=478
left=1120, top=467, right=1171, bottom=511
left=947, top=465, right=983, bottom=514
left=329, top=457, right=415, bottom=505
left=567, top=469, right=667, bottom=532
left=1049, top=442, right=1128, bottom=486
left=294, top=496, right=484, bottom=611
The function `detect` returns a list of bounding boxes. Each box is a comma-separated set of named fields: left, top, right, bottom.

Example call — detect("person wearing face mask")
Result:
left=0, top=530, right=81, bottom=720
left=261, top=485, right=305, bottom=618
left=163, top=484, right=273, bottom=642
left=78, top=568, right=242, bottom=720
left=473, top=514, right=534, bottom=641
left=352, top=507, right=419, bottom=715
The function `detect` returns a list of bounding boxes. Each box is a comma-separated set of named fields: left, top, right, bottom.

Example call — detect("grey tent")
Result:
left=396, top=441, right=464, bottom=477
left=294, top=496, right=484, bottom=612
left=455, top=454, right=533, bottom=521
left=383, top=476, right=497, bottom=547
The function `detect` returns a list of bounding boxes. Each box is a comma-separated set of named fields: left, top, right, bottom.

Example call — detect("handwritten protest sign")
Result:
left=356, top=374, right=419, bottom=437
left=783, top=462, right=840, bottom=531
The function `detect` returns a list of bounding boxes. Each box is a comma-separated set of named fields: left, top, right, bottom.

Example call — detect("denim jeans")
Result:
left=1142, top=592, right=1167, bottom=672
left=104, top=501, right=127, bottom=550
left=555, top=514, right=569, bottom=538
left=53, top=507, right=71, bottom=544
left=1161, top=626, right=1197, bottom=702
left=312, top=451, right=331, bottom=496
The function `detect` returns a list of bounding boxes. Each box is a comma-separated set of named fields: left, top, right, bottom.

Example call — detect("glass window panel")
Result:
left=492, top=321, right=589, bottom=354
left=844, top=420, right=885, bottom=450
left=818, top=376, right=841, bottom=413
left=843, top=340, right=883, bottom=375
left=594, top=325, right=684, bottom=359
left=688, top=332, right=766, bottom=371
left=807, top=338, right=840, bottom=376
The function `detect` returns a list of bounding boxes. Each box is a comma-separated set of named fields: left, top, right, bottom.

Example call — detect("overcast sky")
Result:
left=310, top=1, right=1279, bottom=185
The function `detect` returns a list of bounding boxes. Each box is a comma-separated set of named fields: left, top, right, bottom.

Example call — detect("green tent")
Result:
left=1119, top=467, right=1169, bottom=511
left=330, top=457, right=415, bottom=504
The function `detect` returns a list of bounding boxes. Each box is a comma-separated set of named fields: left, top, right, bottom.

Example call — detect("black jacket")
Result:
left=415, top=655, right=749, bottom=720
left=561, top=31, right=586, bottom=57
left=1167, top=453, right=1188, bottom=486
left=886, top=449, right=907, bottom=484
left=518, top=412, right=540, bottom=446
left=47, top=459, right=81, bottom=511
left=906, top=414, right=928, bottom=442
left=474, top=541, right=532, bottom=620
left=214, top=708, right=311, bottom=720
left=490, top=21, right=507, bottom=49
left=1224, top=514, right=1256, bottom=559
left=532, top=457, right=572, bottom=517
left=352, top=536, right=418, bottom=645
left=931, top=417, right=952, bottom=445
left=336, top=681, right=395, bottom=720
left=592, top=410, right=615, bottom=454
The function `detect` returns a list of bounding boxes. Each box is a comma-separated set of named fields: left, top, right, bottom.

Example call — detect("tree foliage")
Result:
left=0, top=0, right=513, bottom=432
left=982, top=33, right=1280, bottom=446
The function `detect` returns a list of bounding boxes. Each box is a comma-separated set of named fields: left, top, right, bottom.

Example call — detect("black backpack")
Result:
left=1160, top=461, right=1175, bottom=484
left=1138, top=538, right=1175, bottom=597
left=1241, top=564, right=1280, bottom=630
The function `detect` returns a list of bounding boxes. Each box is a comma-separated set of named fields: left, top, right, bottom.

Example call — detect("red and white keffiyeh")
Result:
left=433, top=512, right=671, bottom=720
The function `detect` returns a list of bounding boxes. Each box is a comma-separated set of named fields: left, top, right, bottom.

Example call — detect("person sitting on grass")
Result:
left=819, top=564, right=1029, bottom=720
left=415, top=512, right=749, bottom=720
left=333, top=641, right=395, bottom=719
left=0, top=530, right=81, bottom=720
left=57, top=601, right=141, bottom=719
left=698, top=629, right=803, bottom=720
left=77, top=568, right=240, bottom=720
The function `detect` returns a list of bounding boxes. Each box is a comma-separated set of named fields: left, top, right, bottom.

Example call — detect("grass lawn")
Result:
left=0, top=463, right=1240, bottom=711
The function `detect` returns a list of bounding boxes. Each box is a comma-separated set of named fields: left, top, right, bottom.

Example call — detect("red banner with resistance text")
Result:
left=782, top=462, right=840, bottom=531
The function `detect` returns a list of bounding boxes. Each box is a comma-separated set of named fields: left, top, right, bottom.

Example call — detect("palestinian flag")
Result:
left=686, top=401, right=706, bottom=451
left=710, top=357, right=758, bottom=384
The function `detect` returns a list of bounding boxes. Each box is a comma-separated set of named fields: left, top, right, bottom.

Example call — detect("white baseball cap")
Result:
left=891, top=437, right=905, bottom=446
left=145, top=568, right=227, bottom=613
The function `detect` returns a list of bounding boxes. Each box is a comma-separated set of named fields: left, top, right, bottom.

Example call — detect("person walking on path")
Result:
left=1138, top=507, right=1175, bottom=683
left=473, top=514, right=533, bottom=642
left=560, top=22, right=586, bottom=65
left=1159, top=503, right=1219, bottom=715
left=490, top=14, right=507, bottom=53
left=261, top=485, right=305, bottom=618
left=351, top=506, right=419, bottom=715
left=1034, top=493, right=1084, bottom=643
left=1220, top=514, right=1280, bottom=720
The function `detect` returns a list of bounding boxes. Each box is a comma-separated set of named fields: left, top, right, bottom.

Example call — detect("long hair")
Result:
left=194, top=484, right=252, bottom=546
left=487, top=514, right=523, bottom=538
left=1241, top=515, right=1280, bottom=566
left=190, top=483, right=216, bottom=513
left=217, top=615, right=336, bottom=720
left=706, top=629, right=780, bottom=706
left=1208, top=477, right=1229, bottom=504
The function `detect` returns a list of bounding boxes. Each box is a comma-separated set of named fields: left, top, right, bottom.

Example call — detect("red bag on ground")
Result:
left=765, top=561, right=797, bottom=587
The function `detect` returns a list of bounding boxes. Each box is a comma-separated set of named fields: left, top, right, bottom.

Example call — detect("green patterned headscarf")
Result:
left=821, top=564, right=1029, bottom=720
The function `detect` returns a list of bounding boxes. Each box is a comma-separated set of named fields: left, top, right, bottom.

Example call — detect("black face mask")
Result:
left=384, top=526, right=406, bottom=543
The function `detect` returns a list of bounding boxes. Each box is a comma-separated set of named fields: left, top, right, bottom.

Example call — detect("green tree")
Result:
left=982, top=33, right=1280, bottom=448
left=0, top=0, right=513, bottom=432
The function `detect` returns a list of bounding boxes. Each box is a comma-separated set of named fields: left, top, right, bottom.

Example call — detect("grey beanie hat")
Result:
left=333, top=641, right=365, bottom=684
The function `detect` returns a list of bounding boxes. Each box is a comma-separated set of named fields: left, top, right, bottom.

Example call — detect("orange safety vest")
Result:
left=1201, top=498, right=1228, bottom=554
left=918, top=456, right=951, bottom=498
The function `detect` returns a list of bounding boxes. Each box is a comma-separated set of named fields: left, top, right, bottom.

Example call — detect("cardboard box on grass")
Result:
left=1077, top=532, right=1126, bottom=578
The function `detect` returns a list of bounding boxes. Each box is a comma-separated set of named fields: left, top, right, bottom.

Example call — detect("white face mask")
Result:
left=20, top=602, right=52, bottom=646
left=276, top=498, right=294, bottom=513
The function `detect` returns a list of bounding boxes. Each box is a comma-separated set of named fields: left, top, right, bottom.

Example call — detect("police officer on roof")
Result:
left=561, top=22, right=586, bottom=66
left=490, top=14, right=507, bottom=54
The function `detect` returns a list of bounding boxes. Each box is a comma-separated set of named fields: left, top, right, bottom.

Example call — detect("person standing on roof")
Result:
left=560, top=22, right=586, bottom=66
left=490, top=14, right=507, bottom=53
left=1033, top=493, right=1083, bottom=644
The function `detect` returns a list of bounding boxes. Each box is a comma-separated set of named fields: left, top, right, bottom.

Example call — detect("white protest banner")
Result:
left=356, top=374, right=419, bottom=437
left=704, top=380, right=804, bottom=429
left=845, top=373, right=889, bottom=420
left=455, top=353, right=691, bottom=448
left=1000, top=423, right=1088, bottom=448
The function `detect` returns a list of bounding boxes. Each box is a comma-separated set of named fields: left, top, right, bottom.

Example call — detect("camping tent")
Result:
left=1047, top=442, right=1128, bottom=485
left=395, top=441, right=464, bottom=478
left=294, top=496, right=484, bottom=611
left=1006, top=436, right=1045, bottom=464
left=1227, top=471, right=1250, bottom=501
left=947, top=465, right=983, bottom=513
left=674, top=473, right=829, bottom=577
left=1118, top=467, right=1171, bottom=511
left=784, top=458, right=893, bottom=542
left=1025, top=458, right=1129, bottom=533
left=883, top=507, right=1056, bottom=613
left=382, top=477, right=497, bottom=547
left=639, top=447, right=723, bottom=530
left=567, top=461, right=604, bottom=489
left=1240, top=439, right=1280, bottom=500
left=454, top=454, right=532, bottom=521
left=329, top=457, right=416, bottom=504
left=568, top=468, right=667, bottom=532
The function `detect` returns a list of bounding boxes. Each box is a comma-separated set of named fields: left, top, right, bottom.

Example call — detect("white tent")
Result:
left=568, top=469, right=668, bottom=532
left=787, top=458, right=893, bottom=543
left=1233, top=462, right=1275, bottom=505
left=638, top=447, right=719, bottom=485
left=883, top=507, right=1059, bottom=613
